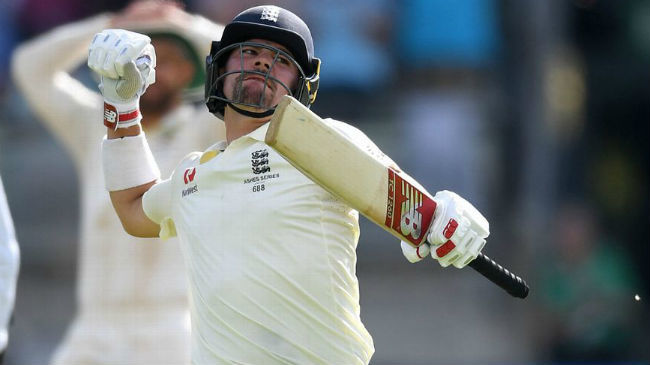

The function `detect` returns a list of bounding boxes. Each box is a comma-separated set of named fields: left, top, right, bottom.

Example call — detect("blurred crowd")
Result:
left=0, top=0, right=648, bottom=364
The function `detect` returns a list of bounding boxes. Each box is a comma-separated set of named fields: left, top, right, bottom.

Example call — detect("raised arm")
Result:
left=89, top=29, right=162, bottom=238
left=10, top=14, right=110, bottom=159
left=105, top=126, right=161, bottom=238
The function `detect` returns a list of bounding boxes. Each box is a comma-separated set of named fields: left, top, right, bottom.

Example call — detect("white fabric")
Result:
left=88, top=29, right=156, bottom=101
left=101, top=133, right=161, bottom=191
left=143, top=122, right=376, bottom=364
left=11, top=13, right=225, bottom=364
left=400, top=240, right=430, bottom=263
left=88, top=29, right=155, bottom=81
left=427, top=190, right=489, bottom=268
left=400, top=190, right=489, bottom=268
left=0, top=175, right=20, bottom=352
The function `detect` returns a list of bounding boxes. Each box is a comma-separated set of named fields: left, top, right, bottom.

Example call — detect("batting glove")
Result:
left=400, top=240, right=431, bottom=263
left=88, top=29, right=156, bottom=129
left=401, top=190, right=489, bottom=269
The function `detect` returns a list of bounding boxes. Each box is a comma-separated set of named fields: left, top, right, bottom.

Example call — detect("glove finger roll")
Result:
left=401, top=241, right=431, bottom=263
left=452, top=231, right=478, bottom=268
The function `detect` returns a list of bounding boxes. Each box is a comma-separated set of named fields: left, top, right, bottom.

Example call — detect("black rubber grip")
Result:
left=468, top=252, right=529, bottom=298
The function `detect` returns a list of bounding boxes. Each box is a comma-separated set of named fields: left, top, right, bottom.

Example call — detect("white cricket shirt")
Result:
left=144, top=121, right=382, bottom=364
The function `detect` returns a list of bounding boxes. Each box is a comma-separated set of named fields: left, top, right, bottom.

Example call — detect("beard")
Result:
left=230, top=74, right=275, bottom=109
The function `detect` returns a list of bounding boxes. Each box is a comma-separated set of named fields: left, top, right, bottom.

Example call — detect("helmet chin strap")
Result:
left=228, top=103, right=276, bottom=118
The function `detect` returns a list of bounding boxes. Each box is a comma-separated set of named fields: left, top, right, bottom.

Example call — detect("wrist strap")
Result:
left=103, top=101, right=141, bottom=130
left=102, top=133, right=161, bottom=191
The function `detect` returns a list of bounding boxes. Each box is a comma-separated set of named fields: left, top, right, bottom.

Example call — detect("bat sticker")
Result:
left=385, top=168, right=436, bottom=246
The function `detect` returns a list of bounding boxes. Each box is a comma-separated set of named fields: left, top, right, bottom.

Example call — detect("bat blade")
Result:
left=265, top=96, right=529, bottom=298
left=265, top=96, right=434, bottom=246
left=265, top=97, right=390, bottom=225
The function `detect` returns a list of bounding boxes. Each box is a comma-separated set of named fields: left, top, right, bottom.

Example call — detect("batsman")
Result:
left=90, top=5, right=491, bottom=364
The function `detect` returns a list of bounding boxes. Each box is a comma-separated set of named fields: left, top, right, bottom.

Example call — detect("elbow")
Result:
left=116, top=214, right=159, bottom=238
left=121, top=223, right=142, bottom=238
left=11, top=43, right=55, bottom=95
left=109, top=190, right=160, bottom=238
left=10, top=45, right=28, bottom=88
left=10, top=45, right=38, bottom=93
left=120, top=219, right=152, bottom=238
left=115, top=215, right=135, bottom=236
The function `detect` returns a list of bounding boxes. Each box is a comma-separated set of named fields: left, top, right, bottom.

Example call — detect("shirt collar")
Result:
left=219, top=122, right=270, bottom=151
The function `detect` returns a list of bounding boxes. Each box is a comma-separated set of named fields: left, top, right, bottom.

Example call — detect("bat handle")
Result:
left=468, top=252, right=529, bottom=299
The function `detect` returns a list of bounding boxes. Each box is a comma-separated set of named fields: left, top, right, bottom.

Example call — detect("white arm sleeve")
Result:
left=142, top=178, right=176, bottom=239
left=0, top=176, right=20, bottom=352
left=10, top=14, right=111, bottom=162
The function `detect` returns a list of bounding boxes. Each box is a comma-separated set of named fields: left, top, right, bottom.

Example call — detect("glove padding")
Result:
left=401, top=190, right=489, bottom=268
left=400, top=240, right=431, bottom=263
left=88, top=29, right=156, bottom=128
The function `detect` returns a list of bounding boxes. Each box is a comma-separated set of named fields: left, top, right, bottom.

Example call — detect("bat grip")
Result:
left=468, top=252, right=529, bottom=299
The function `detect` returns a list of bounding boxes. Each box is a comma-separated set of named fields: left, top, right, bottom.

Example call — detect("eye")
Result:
left=277, top=55, right=291, bottom=65
left=242, top=47, right=257, bottom=56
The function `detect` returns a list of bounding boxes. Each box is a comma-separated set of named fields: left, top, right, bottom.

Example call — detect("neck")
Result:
left=224, top=105, right=271, bottom=144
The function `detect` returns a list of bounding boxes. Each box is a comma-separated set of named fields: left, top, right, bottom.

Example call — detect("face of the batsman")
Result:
left=222, top=39, right=299, bottom=111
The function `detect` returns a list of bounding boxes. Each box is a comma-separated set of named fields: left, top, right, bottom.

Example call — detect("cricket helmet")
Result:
left=205, top=5, right=321, bottom=118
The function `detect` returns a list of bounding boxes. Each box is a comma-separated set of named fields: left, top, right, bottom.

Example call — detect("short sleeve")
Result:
left=143, top=178, right=177, bottom=239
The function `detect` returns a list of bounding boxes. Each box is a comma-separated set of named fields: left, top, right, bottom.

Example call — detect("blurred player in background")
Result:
left=89, top=5, right=490, bottom=364
left=11, top=1, right=224, bottom=364
left=0, top=174, right=19, bottom=364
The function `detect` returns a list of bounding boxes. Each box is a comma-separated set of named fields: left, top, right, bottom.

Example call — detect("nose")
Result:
left=253, top=50, right=275, bottom=70
left=254, top=59, right=269, bottom=70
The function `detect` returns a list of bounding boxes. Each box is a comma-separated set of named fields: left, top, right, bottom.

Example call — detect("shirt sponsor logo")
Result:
left=182, top=185, right=198, bottom=197
left=182, top=167, right=198, bottom=197
left=184, top=168, right=196, bottom=184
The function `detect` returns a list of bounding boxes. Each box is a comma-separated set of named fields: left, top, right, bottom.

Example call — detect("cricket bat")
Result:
left=265, top=96, right=529, bottom=299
